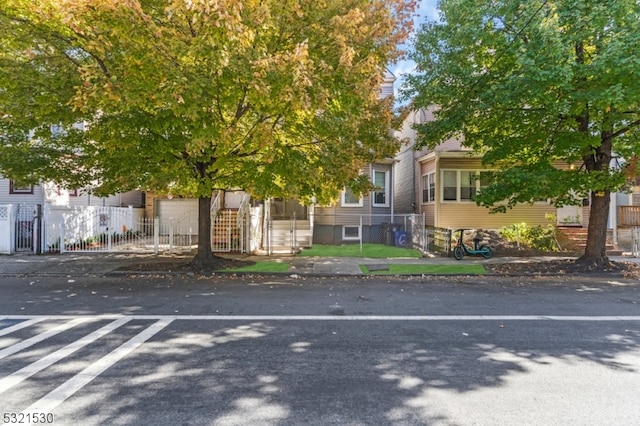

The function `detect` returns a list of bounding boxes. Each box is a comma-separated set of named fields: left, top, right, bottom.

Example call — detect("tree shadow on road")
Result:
left=33, top=319, right=639, bottom=425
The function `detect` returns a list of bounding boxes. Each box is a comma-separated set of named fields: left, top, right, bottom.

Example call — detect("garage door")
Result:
left=156, top=199, right=199, bottom=234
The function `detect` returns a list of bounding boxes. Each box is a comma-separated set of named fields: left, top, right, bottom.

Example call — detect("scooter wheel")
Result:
left=453, top=246, right=464, bottom=260
left=480, top=245, right=493, bottom=259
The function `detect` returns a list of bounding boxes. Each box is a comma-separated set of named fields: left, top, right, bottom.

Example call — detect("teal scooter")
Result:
left=452, top=228, right=494, bottom=260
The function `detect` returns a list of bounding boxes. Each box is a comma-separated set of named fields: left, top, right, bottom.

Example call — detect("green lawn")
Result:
left=218, top=261, right=290, bottom=273
left=360, top=263, right=487, bottom=275
left=298, top=243, right=422, bottom=258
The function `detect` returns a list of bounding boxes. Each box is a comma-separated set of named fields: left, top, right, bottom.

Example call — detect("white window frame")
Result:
left=341, top=188, right=363, bottom=207
left=440, top=170, right=490, bottom=202
left=372, top=169, right=390, bottom=207
left=422, top=172, right=435, bottom=204
left=342, top=225, right=361, bottom=240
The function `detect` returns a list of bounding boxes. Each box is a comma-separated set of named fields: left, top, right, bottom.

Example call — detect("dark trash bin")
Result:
left=383, top=223, right=403, bottom=245
left=394, top=231, right=408, bottom=247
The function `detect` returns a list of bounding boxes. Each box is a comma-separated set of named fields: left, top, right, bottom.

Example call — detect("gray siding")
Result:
left=0, top=179, right=45, bottom=205
left=393, top=140, right=416, bottom=214
left=314, top=163, right=394, bottom=226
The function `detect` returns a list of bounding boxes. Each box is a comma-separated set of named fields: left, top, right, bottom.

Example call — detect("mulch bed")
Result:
left=485, top=258, right=640, bottom=277
left=116, top=255, right=640, bottom=279
left=117, top=256, right=252, bottom=273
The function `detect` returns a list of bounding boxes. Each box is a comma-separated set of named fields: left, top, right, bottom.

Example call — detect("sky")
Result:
left=390, top=0, right=440, bottom=103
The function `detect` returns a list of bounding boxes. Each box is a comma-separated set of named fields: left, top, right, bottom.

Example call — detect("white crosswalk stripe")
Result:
left=0, top=317, right=131, bottom=395
left=0, top=317, right=94, bottom=360
left=21, top=318, right=173, bottom=416
left=0, top=318, right=47, bottom=337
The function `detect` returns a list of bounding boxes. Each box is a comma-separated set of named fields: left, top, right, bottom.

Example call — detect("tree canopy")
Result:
left=402, top=0, right=640, bottom=265
left=0, top=0, right=416, bottom=267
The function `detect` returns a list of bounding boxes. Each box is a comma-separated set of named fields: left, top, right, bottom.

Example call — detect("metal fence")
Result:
left=45, top=206, right=145, bottom=253
left=14, top=204, right=38, bottom=252
left=632, top=227, right=640, bottom=257
left=312, top=213, right=431, bottom=253
left=210, top=193, right=251, bottom=253
left=45, top=214, right=199, bottom=254
left=42, top=204, right=255, bottom=255
left=8, top=204, right=455, bottom=256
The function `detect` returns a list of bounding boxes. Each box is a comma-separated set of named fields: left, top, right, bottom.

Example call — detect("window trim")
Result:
left=9, top=180, right=34, bottom=194
left=422, top=172, right=436, bottom=204
left=372, top=169, right=390, bottom=207
left=342, top=225, right=361, bottom=241
left=440, top=169, right=490, bottom=203
left=341, top=188, right=363, bottom=207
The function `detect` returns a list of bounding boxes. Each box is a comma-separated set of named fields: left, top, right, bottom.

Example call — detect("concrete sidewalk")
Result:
left=2, top=251, right=638, bottom=277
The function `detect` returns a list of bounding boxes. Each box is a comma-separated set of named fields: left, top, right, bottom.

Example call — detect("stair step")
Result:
left=558, top=227, right=621, bottom=255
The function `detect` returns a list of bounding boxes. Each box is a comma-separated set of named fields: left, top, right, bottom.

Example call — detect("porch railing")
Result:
left=619, top=206, right=640, bottom=226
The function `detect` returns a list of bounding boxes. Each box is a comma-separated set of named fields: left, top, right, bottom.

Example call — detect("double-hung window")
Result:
left=422, top=173, right=435, bottom=203
left=441, top=170, right=491, bottom=202
left=373, top=170, right=389, bottom=207
left=442, top=170, right=457, bottom=201
left=341, top=188, right=363, bottom=207
left=460, top=171, right=476, bottom=201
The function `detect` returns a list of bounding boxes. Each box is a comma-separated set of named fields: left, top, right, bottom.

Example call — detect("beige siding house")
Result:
left=394, top=109, right=566, bottom=230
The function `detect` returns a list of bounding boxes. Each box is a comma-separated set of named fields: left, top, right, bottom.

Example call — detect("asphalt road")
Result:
left=0, top=274, right=639, bottom=425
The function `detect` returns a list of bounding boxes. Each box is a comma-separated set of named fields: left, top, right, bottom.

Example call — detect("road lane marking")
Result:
left=0, top=317, right=131, bottom=394
left=22, top=318, right=173, bottom=415
left=1, top=315, right=640, bottom=321
left=0, top=318, right=47, bottom=337
left=0, top=318, right=93, bottom=360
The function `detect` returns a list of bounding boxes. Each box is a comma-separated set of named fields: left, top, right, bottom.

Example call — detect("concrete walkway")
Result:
left=1, top=251, right=639, bottom=277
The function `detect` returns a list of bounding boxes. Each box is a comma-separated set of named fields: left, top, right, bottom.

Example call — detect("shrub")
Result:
left=500, top=223, right=559, bottom=252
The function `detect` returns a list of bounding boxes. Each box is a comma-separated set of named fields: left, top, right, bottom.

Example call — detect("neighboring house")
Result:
left=395, top=108, right=640, bottom=252
left=313, top=69, right=401, bottom=245
left=0, top=178, right=143, bottom=208
left=313, top=161, right=397, bottom=245
left=394, top=108, right=566, bottom=230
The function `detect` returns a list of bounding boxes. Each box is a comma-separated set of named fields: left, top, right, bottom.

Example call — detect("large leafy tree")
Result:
left=0, top=0, right=415, bottom=268
left=403, top=0, right=640, bottom=267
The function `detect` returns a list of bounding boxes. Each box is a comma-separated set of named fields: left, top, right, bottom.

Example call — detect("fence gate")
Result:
left=405, top=214, right=427, bottom=252
left=211, top=194, right=250, bottom=253
left=211, top=209, right=249, bottom=252
left=15, top=204, right=36, bottom=252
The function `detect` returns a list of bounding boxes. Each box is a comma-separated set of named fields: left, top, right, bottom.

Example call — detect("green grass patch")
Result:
left=360, top=263, right=487, bottom=275
left=299, top=243, right=422, bottom=258
left=219, top=261, right=290, bottom=273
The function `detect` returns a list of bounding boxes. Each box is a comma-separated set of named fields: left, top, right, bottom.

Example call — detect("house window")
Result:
left=341, top=188, right=363, bottom=207
left=69, top=189, right=78, bottom=197
left=422, top=173, right=435, bottom=203
left=9, top=180, right=33, bottom=194
left=442, top=170, right=457, bottom=201
left=373, top=170, right=389, bottom=207
left=460, top=171, right=476, bottom=201
left=343, top=225, right=361, bottom=240
left=441, top=170, right=490, bottom=202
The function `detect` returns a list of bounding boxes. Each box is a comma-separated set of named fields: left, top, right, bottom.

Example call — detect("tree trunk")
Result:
left=576, top=190, right=611, bottom=267
left=191, top=195, right=220, bottom=270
